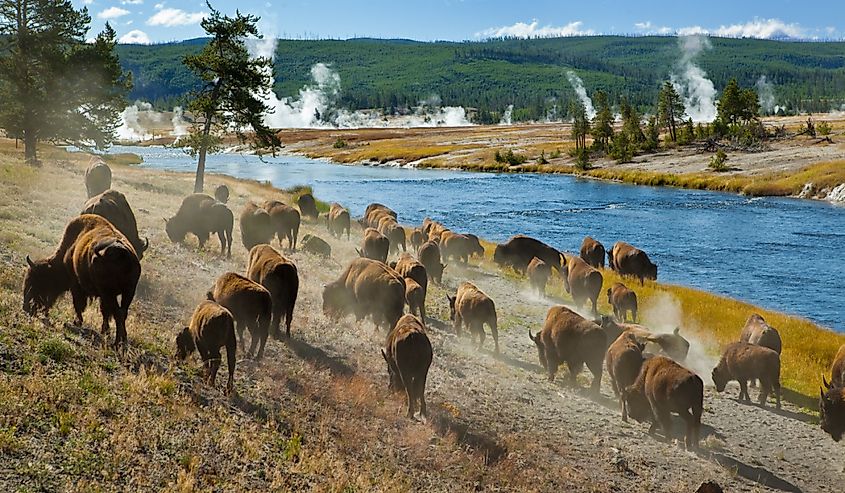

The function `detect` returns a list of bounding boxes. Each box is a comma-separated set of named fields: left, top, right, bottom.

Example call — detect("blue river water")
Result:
left=122, top=145, right=844, bottom=332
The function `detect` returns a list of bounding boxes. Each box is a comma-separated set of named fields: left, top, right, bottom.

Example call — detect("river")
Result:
left=120, top=145, right=844, bottom=332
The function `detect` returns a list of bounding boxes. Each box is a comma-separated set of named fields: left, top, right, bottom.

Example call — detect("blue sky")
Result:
left=75, top=0, right=844, bottom=44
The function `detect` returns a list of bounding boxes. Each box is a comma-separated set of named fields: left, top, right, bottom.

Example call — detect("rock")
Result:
left=828, top=183, right=845, bottom=203
left=798, top=182, right=816, bottom=199
left=695, top=480, right=723, bottom=493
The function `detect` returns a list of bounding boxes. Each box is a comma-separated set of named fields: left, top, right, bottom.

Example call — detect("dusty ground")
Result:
left=1, top=147, right=843, bottom=491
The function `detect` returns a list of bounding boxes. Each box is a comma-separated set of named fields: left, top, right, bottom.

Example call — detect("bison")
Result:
left=528, top=306, right=605, bottom=391
left=214, top=184, right=230, bottom=203
left=362, top=203, right=397, bottom=229
left=176, top=300, right=237, bottom=393
left=440, top=231, right=478, bottom=264
left=605, top=331, right=646, bottom=421
left=494, top=235, right=561, bottom=273
left=403, top=277, right=426, bottom=326
left=418, top=240, right=445, bottom=284
left=82, top=189, right=148, bottom=260
left=382, top=314, right=433, bottom=419
left=447, top=282, right=499, bottom=354
left=378, top=217, right=406, bottom=254
left=208, top=272, right=272, bottom=360
left=527, top=257, right=551, bottom=296
left=712, top=342, right=781, bottom=409
left=391, top=253, right=428, bottom=321
left=409, top=228, right=425, bottom=253
left=357, top=227, right=389, bottom=263
left=166, top=194, right=233, bottom=257
left=322, top=258, right=406, bottom=331
left=239, top=201, right=275, bottom=251
left=297, top=193, right=319, bottom=220
left=247, top=244, right=299, bottom=338
left=580, top=236, right=605, bottom=269
left=562, top=254, right=603, bottom=316
left=326, top=203, right=351, bottom=240
left=23, top=215, right=141, bottom=349
left=464, top=234, right=485, bottom=259
left=263, top=200, right=300, bottom=251
left=623, top=356, right=703, bottom=449
left=608, top=242, right=657, bottom=285
left=607, top=282, right=638, bottom=323
left=820, top=344, right=845, bottom=441
left=301, top=234, right=332, bottom=258
left=740, top=313, right=782, bottom=354
left=85, top=159, right=112, bottom=198
left=600, top=318, right=690, bottom=363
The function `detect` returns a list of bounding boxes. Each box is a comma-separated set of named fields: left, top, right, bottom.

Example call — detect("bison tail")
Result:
left=206, top=291, right=215, bottom=301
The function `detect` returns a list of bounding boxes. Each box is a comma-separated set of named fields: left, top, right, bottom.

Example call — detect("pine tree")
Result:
left=570, top=101, right=588, bottom=151
left=181, top=2, right=281, bottom=192
left=657, top=81, right=685, bottom=143
left=589, top=89, right=613, bottom=151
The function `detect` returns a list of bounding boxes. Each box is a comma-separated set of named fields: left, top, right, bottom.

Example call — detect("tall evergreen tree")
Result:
left=717, top=78, right=760, bottom=126
left=619, top=96, right=645, bottom=145
left=181, top=2, right=281, bottom=192
left=657, top=81, right=685, bottom=143
left=590, top=89, right=614, bottom=151
left=0, top=1, right=131, bottom=163
left=570, top=101, right=588, bottom=151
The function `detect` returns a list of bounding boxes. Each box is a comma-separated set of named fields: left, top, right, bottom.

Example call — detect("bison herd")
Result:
left=20, top=158, right=845, bottom=445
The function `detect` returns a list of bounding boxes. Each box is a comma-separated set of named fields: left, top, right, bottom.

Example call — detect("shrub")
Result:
left=494, top=149, right=527, bottom=166
left=537, top=150, right=548, bottom=165
left=817, top=121, right=832, bottom=136
left=333, top=138, right=347, bottom=149
left=573, top=147, right=591, bottom=170
left=709, top=149, right=729, bottom=172
left=549, top=148, right=562, bottom=159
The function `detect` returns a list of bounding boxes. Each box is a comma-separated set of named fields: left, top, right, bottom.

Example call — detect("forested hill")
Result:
left=116, top=36, right=845, bottom=122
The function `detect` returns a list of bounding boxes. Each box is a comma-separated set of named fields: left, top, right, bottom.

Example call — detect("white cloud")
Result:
left=123, top=0, right=144, bottom=4
left=147, top=8, right=206, bottom=27
left=634, top=21, right=671, bottom=35
left=476, top=19, right=594, bottom=39
left=713, top=18, right=804, bottom=39
left=119, top=29, right=151, bottom=44
left=98, top=7, right=130, bottom=19
left=677, top=25, right=707, bottom=36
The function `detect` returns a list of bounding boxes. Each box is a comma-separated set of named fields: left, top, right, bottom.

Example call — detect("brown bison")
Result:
left=600, top=318, right=690, bottom=363
left=422, top=217, right=449, bottom=240
left=527, top=257, right=551, bottom=295
left=82, top=189, right=148, bottom=260
left=580, top=236, right=605, bottom=269
left=447, top=282, right=499, bottom=354
left=208, top=272, right=272, bottom=360
left=378, top=217, right=406, bottom=254
left=404, top=277, right=426, bottom=326
left=382, top=314, right=433, bottom=419
left=322, top=258, right=406, bottom=331
left=605, top=331, right=646, bottom=421
left=239, top=201, right=275, bottom=251
left=24, top=215, right=141, bottom=349
left=464, top=234, right=485, bottom=259
left=391, top=252, right=428, bottom=305
left=362, top=203, right=397, bottom=228
left=85, top=159, right=112, bottom=198
left=326, top=203, right=351, bottom=240
left=739, top=313, right=782, bottom=354
left=357, top=227, right=389, bottom=263
left=297, top=193, right=319, bottom=220
left=712, top=342, right=781, bottom=409
left=494, top=235, right=561, bottom=273
left=301, top=234, right=332, bottom=258
left=263, top=200, right=300, bottom=251
left=247, top=245, right=299, bottom=338
left=166, top=194, right=233, bottom=257
left=820, top=344, right=845, bottom=441
left=440, top=231, right=477, bottom=264
left=176, top=300, right=237, bottom=393
left=214, top=184, right=230, bottom=203
left=562, top=255, right=603, bottom=316
left=418, top=240, right=445, bottom=284
left=608, top=242, right=657, bottom=285
left=528, top=306, right=605, bottom=391
left=623, top=356, right=703, bottom=449
left=607, top=282, right=638, bottom=323
left=409, top=228, right=425, bottom=253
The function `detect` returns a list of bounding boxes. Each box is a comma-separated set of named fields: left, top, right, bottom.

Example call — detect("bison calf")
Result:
left=605, top=331, right=646, bottom=421
left=563, top=255, right=603, bottom=316
left=166, top=194, right=233, bottom=257
left=357, top=228, right=389, bottom=263
left=529, top=306, right=605, bottom=391
left=301, top=234, right=332, bottom=258
left=607, top=282, right=637, bottom=323
left=580, top=236, right=605, bottom=269
left=382, top=314, right=433, bottom=419
left=448, top=282, right=498, bottom=354
left=527, top=257, right=551, bottom=296
left=418, top=240, right=445, bottom=284
left=820, top=344, right=845, bottom=441
left=247, top=245, right=299, bottom=339
left=176, top=300, right=237, bottom=393
left=85, top=160, right=112, bottom=198
left=239, top=201, right=275, bottom=251
left=712, top=342, right=781, bottom=409
left=208, top=272, right=272, bottom=360
left=326, top=203, right=351, bottom=240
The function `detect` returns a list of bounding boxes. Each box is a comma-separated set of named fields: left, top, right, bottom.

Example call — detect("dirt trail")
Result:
left=1, top=153, right=843, bottom=491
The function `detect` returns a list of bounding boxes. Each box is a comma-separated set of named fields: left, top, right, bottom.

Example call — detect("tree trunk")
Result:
left=193, top=115, right=214, bottom=193
left=24, top=130, right=38, bottom=165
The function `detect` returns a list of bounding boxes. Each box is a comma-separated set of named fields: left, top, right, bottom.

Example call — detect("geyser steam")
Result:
left=565, top=71, right=596, bottom=120
left=671, top=35, right=717, bottom=122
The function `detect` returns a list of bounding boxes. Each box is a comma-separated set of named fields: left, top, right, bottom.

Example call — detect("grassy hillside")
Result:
left=117, top=36, right=845, bottom=120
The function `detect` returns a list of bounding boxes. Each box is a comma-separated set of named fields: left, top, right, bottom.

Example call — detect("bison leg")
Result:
left=590, top=295, right=599, bottom=317
left=679, top=408, right=697, bottom=449
left=216, top=230, right=226, bottom=256
left=416, top=372, right=428, bottom=418
left=270, top=304, right=284, bottom=340
left=489, top=319, right=499, bottom=355
left=631, top=308, right=638, bottom=324
left=758, top=379, right=771, bottom=407
left=566, top=360, right=584, bottom=387
left=235, top=322, right=246, bottom=355
left=70, top=286, right=87, bottom=326
left=585, top=357, right=603, bottom=394
left=738, top=380, right=750, bottom=401
left=545, top=352, right=559, bottom=382
left=774, top=380, right=781, bottom=409
left=225, top=340, right=236, bottom=395
left=475, top=322, right=486, bottom=351
left=207, top=350, right=221, bottom=387
left=652, top=401, right=674, bottom=442
left=98, top=296, right=115, bottom=336
left=453, top=314, right=463, bottom=338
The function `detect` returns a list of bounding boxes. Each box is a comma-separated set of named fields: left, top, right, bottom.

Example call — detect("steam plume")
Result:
left=670, top=35, right=717, bottom=122
left=565, top=71, right=596, bottom=119
left=755, top=75, right=776, bottom=114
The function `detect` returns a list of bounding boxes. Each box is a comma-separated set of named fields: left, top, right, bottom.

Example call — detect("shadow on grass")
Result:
left=286, top=337, right=355, bottom=377
left=733, top=397, right=816, bottom=424
left=710, top=453, right=801, bottom=492
left=429, top=407, right=509, bottom=466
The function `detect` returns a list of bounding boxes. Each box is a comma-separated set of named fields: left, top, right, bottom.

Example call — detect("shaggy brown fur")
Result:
left=607, top=282, right=638, bottom=323
left=528, top=306, right=605, bottom=391
left=600, top=318, right=690, bottom=362
left=176, top=300, right=237, bottom=393
left=422, top=217, right=449, bottom=241
left=247, top=244, right=299, bottom=338
left=404, top=277, right=426, bottom=326
left=377, top=216, right=406, bottom=254
left=605, top=332, right=646, bottom=421
left=418, top=240, right=445, bottom=284
left=263, top=200, right=301, bottom=251
left=579, top=236, right=606, bottom=269
left=214, top=184, right=230, bottom=203
left=166, top=194, right=233, bottom=257
left=820, top=344, right=845, bottom=441
left=82, top=189, right=148, bottom=260
left=297, top=193, right=319, bottom=219
left=301, top=234, right=332, bottom=258
left=239, top=201, right=275, bottom=251
left=85, top=160, right=112, bottom=198
left=740, top=313, right=782, bottom=354
left=409, top=228, right=425, bottom=253
left=493, top=235, right=561, bottom=273
left=357, top=227, right=389, bottom=263
left=440, top=231, right=476, bottom=264
left=608, top=241, right=657, bottom=285
left=322, top=258, right=406, bottom=331
left=208, top=272, right=272, bottom=360
left=326, top=203, right=351, bottom=240
left=23, top=215, right=140, bottom=349
left=447, top=282, right=499, bottom=354
left=624, top=356, right=703, bottom=449
left=391, top=253, right=428, bottom=303
left=362, top=203, right=397, bottom=229
left=712, top=342, right=781, bottom=409
left=563, top=255, right=603, bottom=316
left=382, top=314, right=433, bottom=419
left=526, top=257, right=551, bottom=295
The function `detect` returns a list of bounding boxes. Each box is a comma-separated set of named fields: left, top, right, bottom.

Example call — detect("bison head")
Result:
left=711, top=365, right=729, bottom=393
left=645, top=262, right=658, bottom=281
left=528, top=330, right=547, bottom=369
left=381, top=349, right=403, bottom=392
left=175, top=327, right=195, bottom=360
left=820, top=378, right=845, bottom=442
left=492, top=244, right=507, bottom=265
left=622, top=384, right=651, bottom=423
left=23, top=256, right=67, bottom=316
left=164, top=217, right=186, bottom=243
left=321, top=282, right=349, bottom=320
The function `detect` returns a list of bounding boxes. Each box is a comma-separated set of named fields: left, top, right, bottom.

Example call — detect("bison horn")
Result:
left=381, top=349, right=388, bottom=362
left=673, top=327, right=680, bottom=335
left=25, top=255, right=34, bottom=268
left=528, top=330, right=535, bottom=342
left=143, top=237, right=150, bottom=251
left=823, top=375, right=831, bottom=390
